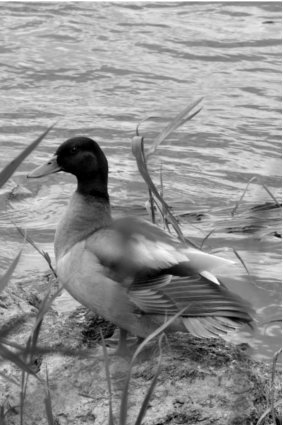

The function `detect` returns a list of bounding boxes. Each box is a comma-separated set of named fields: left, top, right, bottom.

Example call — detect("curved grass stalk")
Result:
left=132, top=135, right=198, bottom=248
left=132, top=100, right=202, bottom=248
left=231, top=177, right=257, bottom=216
left=0, top=344, right=39, bottom=378
left=100, top=330, right=115, bottom=425
left=135, top=115, right=162, bottom=137
left=232, top=248, right=258, bottom=289
left=256, top=399, right=281, bottom=425
left=16, top=226, right=57, bottom=278
left=134, top=336, right=163, bottom=425
left=119, top=306, right=190, bottom=425
left=200, top=229, right=215, bottom=249
left=44, top=366, right=55, bottom=425
left=0, top=251, right=22, bottom=293
left=232, top=176, right=281, bottom=217
left=261, top=183, right=281, bottom=207
left=146, top=97, right=202, bottom=159
left=0, top=123, right=56, bottom=188
left=270, top=348, right=282, bottom=425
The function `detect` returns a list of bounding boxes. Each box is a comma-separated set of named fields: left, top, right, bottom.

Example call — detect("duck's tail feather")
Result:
left=182, top=316, right=248, bottom=339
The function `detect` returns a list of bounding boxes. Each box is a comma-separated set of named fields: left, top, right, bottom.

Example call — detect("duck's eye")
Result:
left=70, top=146, right=78, bottom=154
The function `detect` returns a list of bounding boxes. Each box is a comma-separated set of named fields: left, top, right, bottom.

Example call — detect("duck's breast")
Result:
left=56, top=240, right=134, bottom=325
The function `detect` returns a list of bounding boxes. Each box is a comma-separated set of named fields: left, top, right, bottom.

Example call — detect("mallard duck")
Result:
left=28, top=136, right=252, bottom=354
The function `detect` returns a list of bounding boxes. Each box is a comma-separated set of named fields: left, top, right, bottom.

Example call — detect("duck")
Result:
left=28, top=136, right=252, bottom=355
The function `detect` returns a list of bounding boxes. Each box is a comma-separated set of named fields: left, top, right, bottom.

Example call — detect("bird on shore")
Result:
left=28, top=136, right=252, bottom=356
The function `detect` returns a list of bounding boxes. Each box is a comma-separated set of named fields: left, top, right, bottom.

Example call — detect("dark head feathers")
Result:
left=56, top=136, right=109, bottom=197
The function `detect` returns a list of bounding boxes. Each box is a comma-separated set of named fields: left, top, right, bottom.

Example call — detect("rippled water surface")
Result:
left=0, top=2, right=281, bottom=360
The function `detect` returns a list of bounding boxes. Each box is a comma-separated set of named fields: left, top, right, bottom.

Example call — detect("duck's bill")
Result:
left=27, top=156, right=61, bottom=178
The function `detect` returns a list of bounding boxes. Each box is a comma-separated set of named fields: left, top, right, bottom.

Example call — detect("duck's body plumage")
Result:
left=28, top=136, right=252, bottom=344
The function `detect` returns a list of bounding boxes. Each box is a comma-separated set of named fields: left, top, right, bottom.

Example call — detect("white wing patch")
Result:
left=182, top=248, right=235, bottom=273
left=200, top=271, right=220, bottom=285
left=130, top=234, right=188, bottom=269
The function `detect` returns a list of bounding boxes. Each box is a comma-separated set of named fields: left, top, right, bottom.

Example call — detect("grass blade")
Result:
left=20, top=369, right=27, bottom=425
left=232, top=249, right=257, bottom=287
left=16, top=226, right=57, bottom=278
left=132, top=135, right=198, bottom=248
left=232, top=176, right=281, bottom=217
left=261, top=184, right=280, bottom=207
left=132, top=306, right=190, bottom=363
left=231, top=177, right=257, bottom=216
left=148, top=189, right=156, bottom=224
left=100, top=330, right=115, bottom=425
left=146, top=98, right=203, bottom=158
left=135, top=115, right=161, bottom=137
left=0, top=123, right=56, bottom=188
left=200, top=229, right=215, bottom=249
left=119, top=306, right=190, bottom=424
left=132, top=100, right=202, bottom=248
left=26, top=286, right=62, bottom=358
left=0, top=251, right=22, bottom=293
left=33, top=287, right=62, bottom=330
left=0, top=344, right=38, bottom=378
left=134, top=336, right=164, bottom=425
left=44, top=367, right=55, bottom=425
left=256, top=400, right=281, bottom=425
left=270, top=348, right=282, bottom=425
left=0, top=405, right=7, bottom=425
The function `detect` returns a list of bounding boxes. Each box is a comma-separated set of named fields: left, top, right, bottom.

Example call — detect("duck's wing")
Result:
left=85, top=217, right=234, bottom=283
left=84, top=217, right=253, bottom=338
left=129, top=274, right=253, bottom=338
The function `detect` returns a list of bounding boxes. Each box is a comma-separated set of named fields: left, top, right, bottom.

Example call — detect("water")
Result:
left=0, top=2, right=281, bottom=361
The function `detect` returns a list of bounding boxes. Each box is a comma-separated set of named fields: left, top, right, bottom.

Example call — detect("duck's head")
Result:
left=28, top=136, right=109, bottom=196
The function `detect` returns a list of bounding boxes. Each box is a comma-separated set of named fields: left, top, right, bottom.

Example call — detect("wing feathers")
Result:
left=129, top=273, right=252, bottom=326
left=182, top=318, right=219, bottom=338
left=182, top=316, right=242, bottom=338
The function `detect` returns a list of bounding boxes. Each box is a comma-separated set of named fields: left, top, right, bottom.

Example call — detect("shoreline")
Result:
left=0, top=272, right=281, bottom=425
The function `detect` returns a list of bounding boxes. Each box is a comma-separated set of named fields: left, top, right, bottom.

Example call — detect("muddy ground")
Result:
left=0, top=272, right=281, bottom=425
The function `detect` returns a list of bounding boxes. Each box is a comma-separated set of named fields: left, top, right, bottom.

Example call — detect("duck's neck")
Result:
left=54, top=187, right=111, bottom=259
left=77, top=177, right=109, bottom=201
